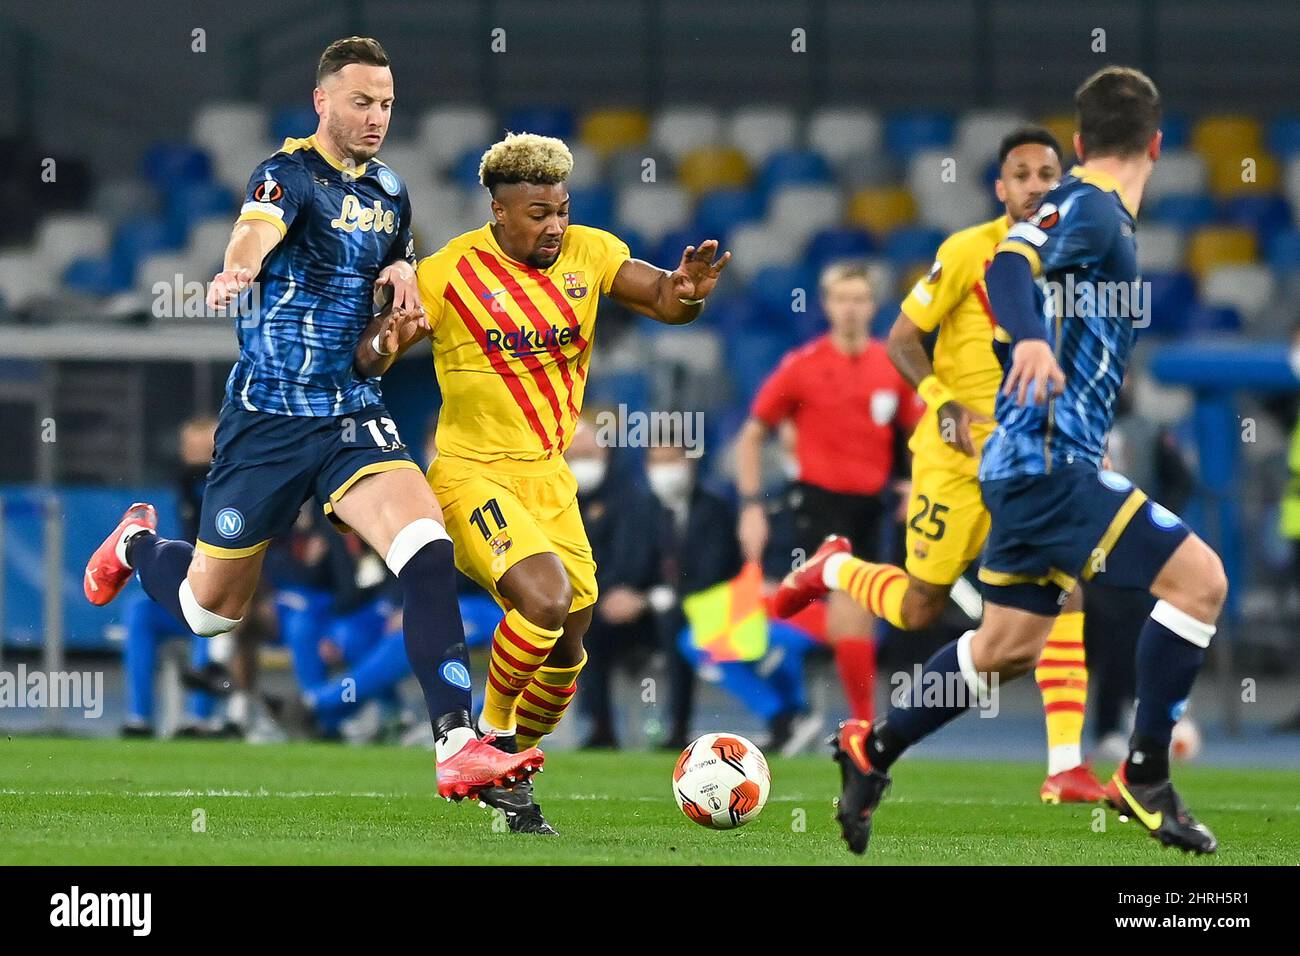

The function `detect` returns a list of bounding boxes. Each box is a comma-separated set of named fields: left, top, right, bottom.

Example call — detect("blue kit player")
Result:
left=831, top=66, right=1226, bottom=855
left=83, top=36, right=542, bottom=800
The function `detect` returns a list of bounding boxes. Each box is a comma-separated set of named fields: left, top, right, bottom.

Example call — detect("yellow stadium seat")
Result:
left=579, top=109, right=650, bottom=157
left=1037, top=114, right=1078, bottom=164
left=1207, top=152, right=1280, bottom=196
left=1185, top=227, right=1257, bottom=279
left=900, top=262, right=930, bottom=295
left=676, top=147, right=752, bottom=194
left=1191, top=115, right=1263, bottom=163
left=847, top=187, right=916, bottom=235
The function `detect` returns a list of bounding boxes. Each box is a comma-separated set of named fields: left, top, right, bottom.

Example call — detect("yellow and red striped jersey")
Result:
left=415, top=222, right=630, bottom=463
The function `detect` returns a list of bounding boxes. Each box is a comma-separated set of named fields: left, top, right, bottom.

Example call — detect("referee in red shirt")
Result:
left=735, top=262, right=921, bottom=720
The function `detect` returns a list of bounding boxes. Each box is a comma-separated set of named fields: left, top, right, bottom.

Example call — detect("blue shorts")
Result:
left=196, top=403, right=422, bottom=558
left=978, top=464, right=1190, bottom=615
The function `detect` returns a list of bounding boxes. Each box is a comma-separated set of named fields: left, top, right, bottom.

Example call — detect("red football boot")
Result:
left=83, top=502, right=157, bottom=606
left=436, top=734, right=545, bottom=801
left=830, top=718, right=892, bottom=855
left=772, top=535, right=852, bottom=619
left=1040, top=762, right=1107, bottom=803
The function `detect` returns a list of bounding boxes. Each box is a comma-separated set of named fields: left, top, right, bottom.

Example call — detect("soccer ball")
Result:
left=1171, top=716, right=1202, bottom=761
left=672, top=732, right=771, bottom=829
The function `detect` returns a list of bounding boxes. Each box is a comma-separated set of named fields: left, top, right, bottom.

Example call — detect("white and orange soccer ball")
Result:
left=672, top=732, right=771, bottom=829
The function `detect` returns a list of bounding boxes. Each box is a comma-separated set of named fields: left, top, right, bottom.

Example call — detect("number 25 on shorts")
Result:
left=909, top=495, right=948, bottom=541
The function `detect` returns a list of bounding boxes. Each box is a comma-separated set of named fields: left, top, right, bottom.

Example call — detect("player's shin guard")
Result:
left=516, top=651, right=586, bottom=748
left=387, top=519, right=474, bottom=730
left=831, top=555, right=909, bottom=630
left=1035, top=610, right=1088, bottom=774
left=482, top=610, right=564, bottom=733
left=1128, top=600, right=1213, bottom=784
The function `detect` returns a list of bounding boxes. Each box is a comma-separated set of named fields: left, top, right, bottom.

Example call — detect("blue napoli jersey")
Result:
left=979, top=166, right=1140, bottom=482
left=225, top=135, right=415, bottom=417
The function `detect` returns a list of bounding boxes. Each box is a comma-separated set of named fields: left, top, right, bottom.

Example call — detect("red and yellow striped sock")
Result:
left=516, top=652, right=586, bottom=749
left=481, top=609, right=563, bottom=733
left=835, top=557, right=909, bottom=630
left=1035, top=610, right=1088, bottom=774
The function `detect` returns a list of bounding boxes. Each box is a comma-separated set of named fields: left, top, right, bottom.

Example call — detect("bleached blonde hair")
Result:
left=478, top=132, right=574, bottom=192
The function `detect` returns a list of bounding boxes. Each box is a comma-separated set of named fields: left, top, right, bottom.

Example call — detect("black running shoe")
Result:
left=478, top=733, right=559, bottom=835
left=1105, top=763, right=1218, bottom=855
left=831, top=719, right=892, bottom=855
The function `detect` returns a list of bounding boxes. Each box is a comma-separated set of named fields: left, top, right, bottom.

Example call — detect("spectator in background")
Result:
left=734, top=262, right=921, bottom=721
left=567, top=419, right=664, bottom=749
left=1275, top=322, right=1300, bottom=732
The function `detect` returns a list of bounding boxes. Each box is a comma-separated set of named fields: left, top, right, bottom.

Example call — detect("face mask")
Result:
left=1289, top=346, right=1300, bottom=380
left=570, top=457, right=607, bottom=494
left=648, top=461, right=692, bottom=502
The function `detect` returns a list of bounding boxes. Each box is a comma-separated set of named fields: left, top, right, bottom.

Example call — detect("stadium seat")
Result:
left=1135, top=224, right=1186, bottom=273
left=503, top=106, right=575, bottom=141
left=450, top=146, right=490, bottom=189
left=1143, top=271, right=1197, bottom=336
left=919, top=184, right=996, bottom=234
left=1147, top=193, right=1218, bottom=232
left=1266, top=228, right=1300, bottom=274
left=726, top=106, right=798, bottom=167
left=836, top=152, right=902, bottom=190
left=649, top=326, right=724, bottom=373
left=1191, top=115, right=1263, bottom=161
left=702, top=292, right=761, bottom=336
left=676, top=146, right=751, bottom=195
left=884, top=113, right=954, bottom=159
left=604, top=147, right=675, bottom=188
left=1036, top=115, right=1078, bottom=164
left=804, top=227, right=875, bottom=272
left=1207, top=152, right=1279, bottom=196
left=882, top=226, right=945, bottom=269
left=270, top=105, right=319, bottom=142
left=164, top=182, right=235, bottom=236
left=766, top=184, right=841, bottom=244
left=112, top=217, right=185, bottom=281
left=418, top=105, right=494, bottom=172
left=954, top=110, right=1030, bottom=165
left=807, top=107, right=883, bottom=166
left=725, top=221, right=798, bottom=280
left=140, top=143, right=212, bottom=191
left=655, top=227, right=707, bottom=268
left=1143, top=151, right=1208, bottom=205
left=750, top=264, right=818, bottom=325
left=186, top=215, right=238, bottom=276
left=579, top=108, right=650, bottom=157
left=615, top=183, right=691, bottom=245
left=565, top=142, right=603, bottom=188
left=63, top=255, right=132, bottom=297
left=757, top=149, right=832, bottom=196
left=730, top=330, right=789, bottom=400
left=693, top=188, right=763, bottom=239
left=651, top=107, right=724, bottom=163
left=36, top=213, right=111, bottom=279
left=1285, top=156, right=1300, bottom=217
left=192, top=102, right=268, bottom=160
left=1267, top=116, right=1300, bottom=160
left=213, top=139, right=280, bottom=195
left=847, top=186, right=915, bottom=235
left=566, top=186, right=616, bottom=233
left=1200, top=263, right=1275, bottom=324
left=1185, top=304, right=1243, bottom=334
left=375, top=142, right=436, bottom=185
left=135, top=251, right=199, bottom=297
left=0, top=251, right=52, bottom=310
left=1222, top=194, right=1292, bottom=243
left=1185, top=227, right=1258, bottom=278
left=1159, top=114, right=1191, bottom=151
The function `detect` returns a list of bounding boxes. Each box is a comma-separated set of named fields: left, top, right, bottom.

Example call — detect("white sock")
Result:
left=435, top=726, right=477, bottom=762
left=822, top=552, right=850, bottom=589
left=478, top=711, right=515, bottom=738
left=1048, top=743, right=1083, bottom=776
left=115, top=525, right=152, bottom=568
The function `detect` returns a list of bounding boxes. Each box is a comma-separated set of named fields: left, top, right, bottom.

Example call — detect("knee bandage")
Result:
left=385, top=518, right=452, bottom=576
left=179, top=579, right=241, bottom=638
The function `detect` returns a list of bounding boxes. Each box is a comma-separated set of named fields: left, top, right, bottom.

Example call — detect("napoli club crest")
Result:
left=563, top=271, right=587, bottom=299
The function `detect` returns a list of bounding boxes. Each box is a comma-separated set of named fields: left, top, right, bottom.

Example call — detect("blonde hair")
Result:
left=478, top=132, right=574, bottom=192
left=819, top=261, right=873, bottom=297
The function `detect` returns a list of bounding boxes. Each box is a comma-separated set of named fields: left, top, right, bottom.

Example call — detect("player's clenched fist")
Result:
left=206, top=267, right=254, bottom=310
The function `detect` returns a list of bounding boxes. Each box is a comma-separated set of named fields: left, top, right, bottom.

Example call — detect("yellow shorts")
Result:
left=904, top=461, right=990, bottom=587
left=427, top=455, right=598, bottom=614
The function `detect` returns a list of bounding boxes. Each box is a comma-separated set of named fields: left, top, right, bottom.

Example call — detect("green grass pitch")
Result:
left=1, top=735, right=1297, bottom=864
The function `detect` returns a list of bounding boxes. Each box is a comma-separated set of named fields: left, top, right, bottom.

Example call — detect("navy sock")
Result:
left=1129, top=616, right=1206, bottom=784
left=866, top=641, right=976, bottom=771
left=398, top=539, right=474, bottom=726
left=129, top=532, right=193, bottom=630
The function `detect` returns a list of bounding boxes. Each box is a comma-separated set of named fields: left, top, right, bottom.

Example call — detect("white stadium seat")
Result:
left=955, top=110, right=1031, bottom=166
left=36, top=213, right=111, bottom=278
left=915, top=183, right=995, bottom=233
left=418, top=105, right=494, bottom=173
left=1201, top=263, right=1276, bottom=323
left=615, top=184, right=691, bottom=245
left=726, top=106, right=798, bottom=166
left=1143, top=150, right=1208, bottom=205
left=651, top=107, right=724, bottom=163
left=725, top=221, right=797, bottom=279
left=1136, top=224, right=1186, bottom=273
left=0, top=251, right=53, bottom=310
left=767, top=184, right=841, bottom=244
left=192, top=102, right=268, bottom=161
left=807, top=107, right=883, bottom=165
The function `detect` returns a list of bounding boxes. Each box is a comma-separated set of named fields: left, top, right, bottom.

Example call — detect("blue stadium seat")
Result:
left=804, top=226, right=875, bottom=272
left=1186, top=304, right=1242, bottom=334
left=164, top=182, right=235, bottom=235
left=62, top=256, right=132, bottom=296
left=655, top=227, right=703, bottom=269
left=702, top=293, right=762, bottom=336
left=1267, top=229, right=1300, bottom=274
left=883, top=226, right=945, bottom=267
left=757, top=150, right=832, bottom=195
left=140, top=143, right=211, bottom=191
left=112, top=217, right=184, bottom=279
left=567, top=186, right=615, bottom=233
left=1148, top=194, right=1218, bottom=231
left=729, top=330, right=789, bottom=401
left=585, top=370, right=649, bottom=410
left=750, top=264, right=818, bottom=327
left=503, top=107, right=574, bottom=141
left=270, top=105, right=319, bottom=142
left=884, top=113, right=954, bottom=159
left=1222, top=194, right=1292, bottom=244
left=1160, top=114, right=1191, bottom=151
left=1144, top=271, right=1197, bottom=336
left=1267, top=116, right=1300, bottom=158
left=450, top=146, right=488, bottom=188
left=694, top=188, right=764, bottom=238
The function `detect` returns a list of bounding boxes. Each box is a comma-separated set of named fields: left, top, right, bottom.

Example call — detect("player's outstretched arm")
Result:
left=985, top=249, right=1065, bottom=406
left=609, top=238, right=731, bottom=326
left=205, top=218, right=283, bottom=311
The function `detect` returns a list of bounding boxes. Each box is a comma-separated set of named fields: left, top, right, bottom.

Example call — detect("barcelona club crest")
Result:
left=489, top=530, right=513, bottom=556
left=563, top=271, right=588, bottom=299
